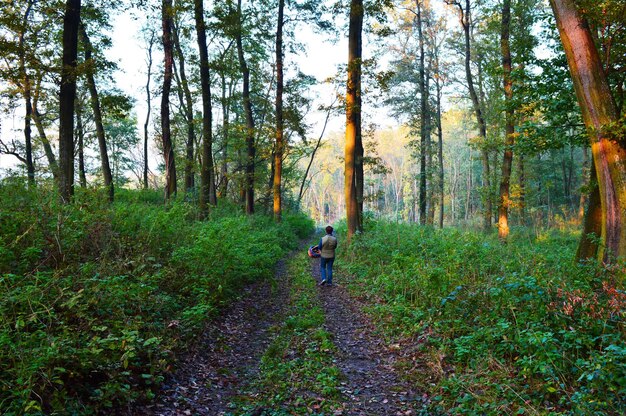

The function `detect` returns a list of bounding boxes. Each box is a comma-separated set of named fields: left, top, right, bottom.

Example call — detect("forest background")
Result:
left=1, top=0, right=625, bottom=414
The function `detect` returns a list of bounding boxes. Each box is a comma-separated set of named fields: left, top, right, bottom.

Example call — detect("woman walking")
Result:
left=318, top=226, right=337, bottom=286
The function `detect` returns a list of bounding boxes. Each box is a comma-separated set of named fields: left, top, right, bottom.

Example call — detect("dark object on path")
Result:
left=308, top=245, right=321, bottom=258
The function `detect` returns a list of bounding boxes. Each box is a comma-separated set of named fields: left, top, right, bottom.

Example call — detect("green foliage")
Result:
left=339, top=221, right=626, bottom=415
left=0, top=181, right=313, bottom=414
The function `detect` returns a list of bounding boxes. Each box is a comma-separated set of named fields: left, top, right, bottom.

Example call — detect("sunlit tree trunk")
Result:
left=161, top=0, right=177, bottom=199
left=550, top=0, right=625, bottom=262
left=273, top=0, right=285, bottom=222
left=346, top=0, right=363, bottom=243
left=235, top=0, right=255, bottom=214
left=80, top=24, right=114, bottom=202
left=498, top=0, right=514, bottom=241
left=194, top=0, right=217, bottom=214
left=58, top=0, right=81, bottom=203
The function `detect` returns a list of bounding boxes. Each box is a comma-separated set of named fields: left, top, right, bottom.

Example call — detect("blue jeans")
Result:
left=320, top=257, right=335, bottom=284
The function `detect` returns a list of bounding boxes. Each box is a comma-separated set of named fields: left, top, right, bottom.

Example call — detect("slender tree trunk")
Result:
left=416, top=0, right=427, bottom=225
left=497, top=0, right=514, bottom=241
left=173, top=20, right=196, bottom=194
left=218, top=74, right=232, bottom=198
left=454, top=0, right=490, bottom=230
left=161, top=0, right=177, bottom=199
left=80, top=24, right=114, bottom=202
left=235, top=0, right=255, bottom=214
left=345, top=0, right=363, bottom=243
left=299, top=100, right=335, bottom=204
left=550, top=0, right=625, bottom=262
left=58, top=0, right=81, bottom=203
left=143, top=31, right=154, bottom=190
left=32, top=76, right=58, bottom=180
left=76, top=98, right=87, bottom=187
left=19, top=1, right=35, bottom=185
left=273, top=0, right=285, bottom=221
left=518, top=154, right=526, bottom=224
left=436, top=78, right=444, bottom=228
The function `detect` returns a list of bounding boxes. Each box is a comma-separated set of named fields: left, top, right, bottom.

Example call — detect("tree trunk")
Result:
left=58, top=0, right=81, bottom=203
left=454, top=0, right=490, bottom=230
left=345, top=0, right=363, bottom=243
left=576, top=157, right=602, bottom=260
left=76, top=97, right=87, bottom=187
left=19, top=1, right=35, bottom=185
left=173, top=20, right=196, bottom=194
left=143, top=31, right=154, bottom=190
left=550, top=0, right=625, bottom=263
left=161, top=0, right=177, bottom=199
left=436, top=78, right=444, bottom=228
left=497, top=0, right=514, bottom=241
left=235, top=0, right=255, bottom=214
left=416, top=0, right=427, bottom=225
left=518, top=154, right=526, bottom=225
left=32, top=76, right=58, bottom=181
left=218, top=73, right=232, bottom=198
left=80, top=24, right=114, bottom=202
left=273, top=0, right=285, bottom=222
left=579, top=145, right=589, bottom=221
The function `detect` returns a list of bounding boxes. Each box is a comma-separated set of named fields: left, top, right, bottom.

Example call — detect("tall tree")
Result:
left=235, top=0, right=256, bottom=214
left=172, top=18, right=196, bottom=194
left=19, top=0, right=35, bottom=185
left=446, top=0, right=491, bottom=231
left=415, top=0, right=428, bottom=225
left=58, top=0, right=81, bottom=203
left=497, top=0, right=514, bottom=240
left=80, top=23, right=114, bottom=202
left=549, top=0, right=626, bottom=262
left=143, top=28, right=155, bottom=190
left=273, top=0, right=285, bottom=222
left=194, top=0, right=218, bottom=215
left=345, top=0, right=364, bottom=243
left=161, top=0, right=177, bottom=199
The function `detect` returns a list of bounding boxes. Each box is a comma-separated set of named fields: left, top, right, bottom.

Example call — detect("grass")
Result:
left=336, top=220, right=626, bottom=415
left=0, top=180, right=314, bottom=414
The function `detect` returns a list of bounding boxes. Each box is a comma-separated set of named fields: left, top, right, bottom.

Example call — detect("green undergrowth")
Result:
left=231, top=252, right=342, bottom=415
left=0, top=180, right=313, bottom=415
left=338, top=221, right=626, bottom=415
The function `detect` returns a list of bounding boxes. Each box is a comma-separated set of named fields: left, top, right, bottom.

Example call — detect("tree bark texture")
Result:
left=498, top=0, right=514, bottom=241
left=58, top=0, right=81, bottom=203
left=346, top=0, right=363, bottom=243
left=236, top=0, right=255, bottom=214
left=273, top=0, right=285, bottom=222
left=550, top=0, right=625, bottom=262
left=80, top=24, right=114, bottom=202
left=577, top=157, right=602, bottom=260
left=161, top=0, right=177, bottom=199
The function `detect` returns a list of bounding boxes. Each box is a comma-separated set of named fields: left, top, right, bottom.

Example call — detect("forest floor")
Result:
left=130, top=241, right=425, bottom=416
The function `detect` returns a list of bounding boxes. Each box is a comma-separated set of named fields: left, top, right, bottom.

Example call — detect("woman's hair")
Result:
left=325, top=226, right=333, bottom=234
